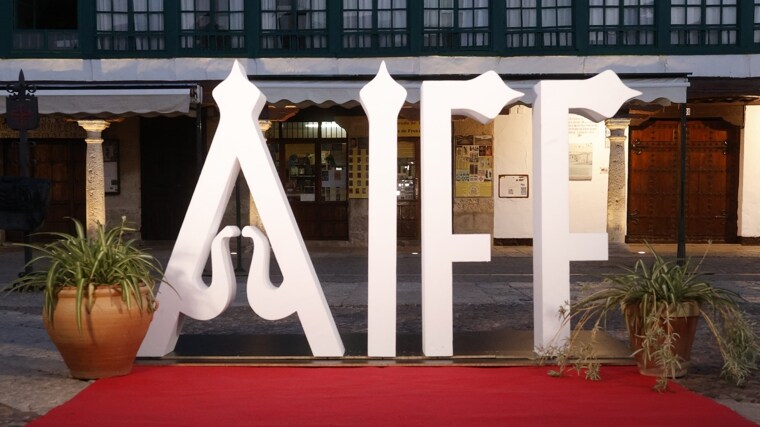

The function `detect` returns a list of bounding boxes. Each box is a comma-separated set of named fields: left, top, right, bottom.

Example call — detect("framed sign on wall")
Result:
left=103, top=139, right=120, bottom=195
left=498, top=174, right=529, bottom=198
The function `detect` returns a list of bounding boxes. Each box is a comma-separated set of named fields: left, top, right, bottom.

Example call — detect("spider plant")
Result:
left=10, top=217, right=164, bottom=330
left=547, top=246, right=758, bottom=391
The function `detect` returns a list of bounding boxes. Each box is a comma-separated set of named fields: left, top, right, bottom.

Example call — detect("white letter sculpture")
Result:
left=532, top=70, right=640, bottom=350
left=360, top=62, right=408, bottom=357
left=139, top=61, right=344, bottom=357
left=137, top=60, right=640, bottom=360
left=420, top=72, right=523, bottom=356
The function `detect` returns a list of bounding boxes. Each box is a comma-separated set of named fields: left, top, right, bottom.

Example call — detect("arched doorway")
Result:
left=627, top=119, right=739, bottom=243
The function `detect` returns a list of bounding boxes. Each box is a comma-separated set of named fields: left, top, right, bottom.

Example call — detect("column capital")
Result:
left=605, top=118, right=631, bottom=131
left=77, top=119, right=111, bottom=143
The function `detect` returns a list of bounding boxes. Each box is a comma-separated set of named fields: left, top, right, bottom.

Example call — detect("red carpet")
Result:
left=30, top=365, right=753, bottom=426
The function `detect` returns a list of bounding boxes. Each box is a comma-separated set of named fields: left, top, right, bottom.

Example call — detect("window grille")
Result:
left=588, top=0, right=655, bottom=47
left=753, top=0, right=760, bottom=43
left=261, top=0, right=328, bottom=51
left=12, top=0, right=79, bottom=51
left=180, top=0, right=245, bottom=51
left=670, top=0, right=737, bottom=46
left=342, top=0, right=408, bottom=49
left=96, top=0, right=165, bottom=51
left=271, top=122, right=346, bottom=139
left=504, top=0, right=573, bottom=49
left=423, top=0, right=490, bottom=50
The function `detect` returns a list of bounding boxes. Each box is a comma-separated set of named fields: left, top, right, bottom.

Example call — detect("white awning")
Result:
left=252, top=76, right=689, bottom=108
left=0, top=87, right=199, bottom=117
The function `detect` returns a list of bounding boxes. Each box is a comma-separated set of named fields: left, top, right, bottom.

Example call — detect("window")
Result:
left=343, top=0, right=408, bottom=49
left=261, top=0, right=328, bottom=51
left=588, top=0, right=655, bottom=47
left=96, top=0, right=165, bottom=51
left=423, top=0, right=490, bottom=50
left=670, top=0, right=737, bottom=46
left=277, top=126, right=347, bottom=203
left=755, top=0, right=760, bottom=43
left=272, top=121, right=347, bottom=139
left=180, top=0, right=245, bottom=51
left=13, top=0, right=78, bottom=50
left=505, top=0, right=573, bottom=49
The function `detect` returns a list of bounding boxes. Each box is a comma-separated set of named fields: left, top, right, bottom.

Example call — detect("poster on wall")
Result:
left=455, top=135, right=493, bottom=197
left=569, top=142, right=593, bottom=181
left=568, top=115, right=599, bottom=181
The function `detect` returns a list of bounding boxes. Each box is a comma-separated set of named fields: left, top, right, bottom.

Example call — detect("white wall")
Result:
left=568, top=116, right=611, bottom=233
left=739, top=106, right=760, bottom=238
left=493, top=106, right=533, bottom=238
left=2, top=55, right=760, bottom=82
left=493, top=106, right=610, bottom=239
left=103, top=117, right=142, bottom=230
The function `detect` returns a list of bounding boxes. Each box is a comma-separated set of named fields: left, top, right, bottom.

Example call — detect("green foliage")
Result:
left=10, top=217, right=165, bottom=331
left=540, top=340, right=602, bottom=381
left=544, top=245, right=759, bottom=390
left=538, top=301, right=602, bottom=382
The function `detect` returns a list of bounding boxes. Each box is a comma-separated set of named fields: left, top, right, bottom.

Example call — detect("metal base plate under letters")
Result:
left=140, top=329, right=632, bottom=367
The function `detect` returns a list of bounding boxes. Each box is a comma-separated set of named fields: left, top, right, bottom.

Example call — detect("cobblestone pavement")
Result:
left=1, top=243, right=760, bottom=425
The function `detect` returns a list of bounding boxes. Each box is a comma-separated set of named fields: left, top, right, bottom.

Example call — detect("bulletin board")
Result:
left=454, top=135, right=493, bottom=197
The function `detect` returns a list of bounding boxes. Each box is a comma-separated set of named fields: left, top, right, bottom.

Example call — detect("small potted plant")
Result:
left=11, top=217, right=164, bottom=380
left=546, top=246, right=758, bottom=391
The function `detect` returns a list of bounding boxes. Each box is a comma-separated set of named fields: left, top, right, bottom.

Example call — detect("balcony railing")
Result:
left=11, top=30, right=79, bottom=52
left=1, top=2, right=758, bottom=59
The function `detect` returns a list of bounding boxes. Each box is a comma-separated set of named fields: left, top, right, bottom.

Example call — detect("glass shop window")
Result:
left=285, top=143, right=316, bottom=202
left=320, top=142, right=347, bottom=202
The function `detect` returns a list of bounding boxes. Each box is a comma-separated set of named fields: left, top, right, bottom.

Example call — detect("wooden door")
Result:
left=140, top=117, right=198, bottom=240
left=284, top=140, right=349, bottom=241
left=685, top=121, right=739, bottom=241
left=627, top=120, right=739, bottom=243
left=2, top=139, right=85, bottom=241
left=289, top=203, right=349, bottom=241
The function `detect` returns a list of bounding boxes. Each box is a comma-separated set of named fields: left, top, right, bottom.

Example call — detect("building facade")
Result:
left=2, top=0, right=760, bottom=246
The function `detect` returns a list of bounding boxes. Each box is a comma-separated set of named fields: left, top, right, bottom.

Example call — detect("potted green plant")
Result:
left=544, top=246, right=758, bottom=391
left=10, top=217, right=164, bottom=380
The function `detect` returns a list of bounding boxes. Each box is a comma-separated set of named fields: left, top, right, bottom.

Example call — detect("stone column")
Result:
left=77, top=120, right=111, bottom=238
left=249, top=120, right=272, bottom=234
left=605, top=118, right=631, bottom=243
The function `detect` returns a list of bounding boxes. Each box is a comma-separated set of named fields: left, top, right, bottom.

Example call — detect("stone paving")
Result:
left=1, top=243, right=759, bottom=425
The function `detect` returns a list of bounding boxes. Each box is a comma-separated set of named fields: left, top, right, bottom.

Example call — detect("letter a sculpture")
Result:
left=139, top=61, right=345, bottom=357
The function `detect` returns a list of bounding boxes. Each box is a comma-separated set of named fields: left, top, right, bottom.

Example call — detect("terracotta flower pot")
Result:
left=625, top=302, right=700, bottom=378
left=43, top=285, right=154, bottom=380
